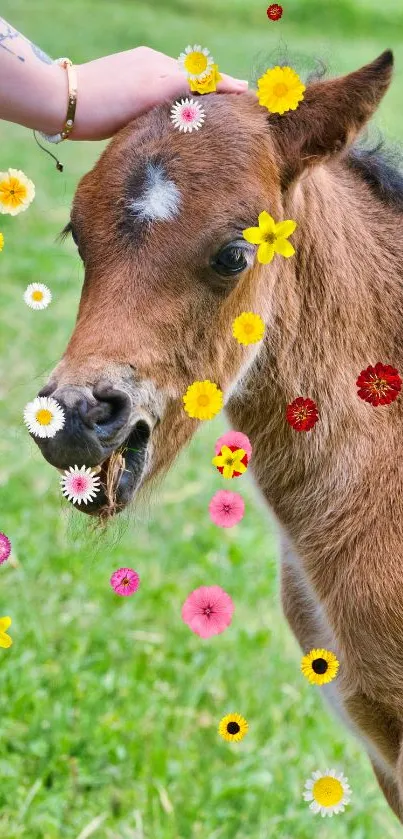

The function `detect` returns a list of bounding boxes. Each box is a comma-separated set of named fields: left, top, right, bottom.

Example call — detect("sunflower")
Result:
left=303, top=769, right=351, bottom=817
left=218, top=713, right=248, bottom=742
left=301, top=648, right=340, bottom=685
left=183, top=380, right=223, bottom=420
left=189, top=64, right=222, bottom=94
left=0, top=168, right=35, bottom=215
left=257, top=66, right=305, bottom=115
left=232, top=312, right=265, bottom=345
left=243, top=211, right=297, bottom=264
left=212, top=445, right=248, bottom=479
left=178, top=45, right=214, bottom=81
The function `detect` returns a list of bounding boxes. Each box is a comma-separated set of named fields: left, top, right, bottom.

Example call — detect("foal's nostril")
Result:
left=80, top=387, right=132, bottom=439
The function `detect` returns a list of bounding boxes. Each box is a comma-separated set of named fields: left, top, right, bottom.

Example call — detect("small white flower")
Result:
left=23, top=396, right=65, bottom=439
left=303, top=768, right=351, bottom=817
left=170, top=98, right=205, bottom=133
left=177, top=45, right=214, bottom=81
left=60, top=465, right=101, bottom=505
left=23, top=282, right=52, bottom=310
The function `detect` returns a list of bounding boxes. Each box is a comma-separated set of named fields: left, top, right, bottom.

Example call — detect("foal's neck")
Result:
left=226, top=159, right=403, bottom=548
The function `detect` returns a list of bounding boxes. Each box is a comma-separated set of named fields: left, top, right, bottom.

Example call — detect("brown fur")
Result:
left=45, top=51, right=403, bottom=821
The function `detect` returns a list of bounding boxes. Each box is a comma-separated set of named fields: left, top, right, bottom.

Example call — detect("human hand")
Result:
left=70, top=46, right=249, bottom=141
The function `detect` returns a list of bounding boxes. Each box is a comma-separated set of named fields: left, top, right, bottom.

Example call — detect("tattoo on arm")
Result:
left=0, top=17, right=53, bottom=64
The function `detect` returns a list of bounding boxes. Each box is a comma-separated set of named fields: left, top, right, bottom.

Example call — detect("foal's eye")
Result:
left=211, top=242, right=249, bottom=276
left=70, top=227, right=79, bottom=247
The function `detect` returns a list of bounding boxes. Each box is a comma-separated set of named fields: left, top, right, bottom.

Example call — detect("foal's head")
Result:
left=33, top=51, right=394, bottom=516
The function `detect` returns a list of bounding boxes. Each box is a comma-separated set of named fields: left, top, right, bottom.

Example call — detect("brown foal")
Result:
left=35, top=50, right=403, bottom=820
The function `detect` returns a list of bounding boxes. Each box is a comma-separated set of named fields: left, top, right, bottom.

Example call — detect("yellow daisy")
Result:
left=0, top=232, right=4, bottom=251
left=257, top=66, right=306, bottom=115
left=243, top=211, right=297, bottom=264
left=0, top=168, right=35, bottom=216
left=212, top=445, right=248, bottom=479
left=218, top=713, right=248, bottom=742
left=178, top=45, right=214, bottom=81
left=189, top=64, right=222, bottom=94
left=232, top=312, right=265, bottom=345
left=183, top=380, right=223, bottom=420
left=0, top=616, right=12, bottom=649
left=301, top=648, right=340, bottom=685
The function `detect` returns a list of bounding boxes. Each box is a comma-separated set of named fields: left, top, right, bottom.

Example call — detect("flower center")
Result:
left=72, top=477, right=86, bottom=492
left=370, top=377, right=388, bottom=394
left=35, top=409, right=52, bottom=425
left=295, top=408, right=308, bottom=421
left=222, top=504, right=231, bottom=513
left=122, top=577, right=130, bottom=586
left=312, top=657, right=328, bottom=675
left=312, top=777, right=344, bottom=807
left=32, top=290, right=44, bottom=301
left=185, top=52, right=208, bottom=75
left=227, top=721, right=240, bottom=734
left=203, top=605, right=213, bottom=617
left=197, top=394, right=210, bottom=406
left=243, top=322, right=254, bottom=334
left=225, top=457, right=235, bottom=466
left=273, top=82, right=288, bottom=97
left=182, top=107, right=196, bottom=122
left=264, top=231, right=277, bottom=244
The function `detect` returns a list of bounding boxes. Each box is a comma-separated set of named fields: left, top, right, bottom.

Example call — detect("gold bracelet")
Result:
left=39, top=57, right=78, bottom=144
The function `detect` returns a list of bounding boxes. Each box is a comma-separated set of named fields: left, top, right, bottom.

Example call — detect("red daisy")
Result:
left=286, top=397, right=319, bottom=431
left=356, top=362, right=402, bottom=407
left=267, top=3, right=283, bottom=20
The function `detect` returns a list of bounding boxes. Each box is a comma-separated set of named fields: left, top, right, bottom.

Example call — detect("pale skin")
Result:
left=0, top=17, right=249, bottom=141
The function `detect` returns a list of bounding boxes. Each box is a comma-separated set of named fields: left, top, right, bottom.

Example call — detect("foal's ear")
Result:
left=268, top=51, right=394, bottom=189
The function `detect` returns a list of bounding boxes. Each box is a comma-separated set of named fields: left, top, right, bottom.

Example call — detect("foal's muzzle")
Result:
left=32, top=382, right=153, bottom=515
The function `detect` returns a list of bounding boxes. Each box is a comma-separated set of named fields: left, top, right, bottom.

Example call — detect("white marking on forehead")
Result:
left=128, top=161, right=181, bottom=222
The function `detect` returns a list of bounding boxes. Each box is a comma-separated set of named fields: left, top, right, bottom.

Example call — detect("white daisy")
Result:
left=23, top=396, right=65, bottom=439
left=23, top=282, right=52, bottom=310
left=0, top=168, right=35, bottom=216
left=303, top=768, right=351, bottom=817
left=60, top=465, right=101, bottom=505
left=177, top=45, right=214, bottom=81
left=170, top=98, right=205, bottom=133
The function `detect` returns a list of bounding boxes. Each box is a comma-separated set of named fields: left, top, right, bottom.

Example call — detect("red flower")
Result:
left=356, top=362, right=402, bottom=406
left=267, top=3, right=283, bottom=20
left=286, top=397, right=319, bottom=431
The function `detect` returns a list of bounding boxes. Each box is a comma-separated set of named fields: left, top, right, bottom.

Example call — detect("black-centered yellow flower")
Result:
left=218, top=713, right=248, bottom=742
left=301, top=648, right=339, bottom=685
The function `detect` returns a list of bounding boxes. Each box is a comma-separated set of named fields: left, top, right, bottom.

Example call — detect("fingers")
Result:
left=216, top=74, right=249, bottom=93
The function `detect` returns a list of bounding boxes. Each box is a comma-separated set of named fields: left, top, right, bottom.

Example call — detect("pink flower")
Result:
left=0, top=532, right=11, bottom=564
left=110, top=567, right=140, bottom=596
left=182, top=585, right=235, bottom=638
left=214, top=430, right=252, bottom=460
left=209, top=490, right=245, bottom=528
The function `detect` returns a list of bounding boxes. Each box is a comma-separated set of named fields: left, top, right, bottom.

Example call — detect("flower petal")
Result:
left=275, top=238, right=296, bottom=258
left=242, top=226, right=263, bottom=245
left=257, top=242, right=275, bottom=263
left=258, top=211, right=276, bottom=235
left=274, top=220, right=297, bottom=238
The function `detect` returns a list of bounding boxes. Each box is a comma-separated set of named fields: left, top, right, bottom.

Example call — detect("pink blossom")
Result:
left=110, top=567, right=140, bottom=596
left=214, top=430, right=252, bottom=460
left=182, top=585, right=234, bottom=638
left=209, top=490, right=245, bottom=528
left=0, top=532, right=11, bottom=564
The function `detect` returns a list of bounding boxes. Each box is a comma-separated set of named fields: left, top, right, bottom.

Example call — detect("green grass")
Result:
left=1, top=0, right=403, bottom=836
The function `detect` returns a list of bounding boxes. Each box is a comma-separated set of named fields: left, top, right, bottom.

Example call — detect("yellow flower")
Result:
left=301, top=648, right=340, bottom=685
left=178, top=45, right=214, bottom=82
left=257, top=66, right=305, bottom=115
left=183, top=380, right=223, bottom=420
left=0, top=616, right=12, bottom=649
left=0, top=168, right=35, bottom=216
left=189, top=64, right=222, bottom=94
left=218, top=713, right=248, bottom=742
left=304, top=769, right=351, bottom=817
left=212, top=445, right=248, bottom=479
left=243, top=211, right=297, bottom=264
left=0, top=232, right=4, bottom=251
left=232, top=312, right=265, bottom=345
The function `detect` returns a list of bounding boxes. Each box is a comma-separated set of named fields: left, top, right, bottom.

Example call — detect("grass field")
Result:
left=1, top=1, right=403, bottom=837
